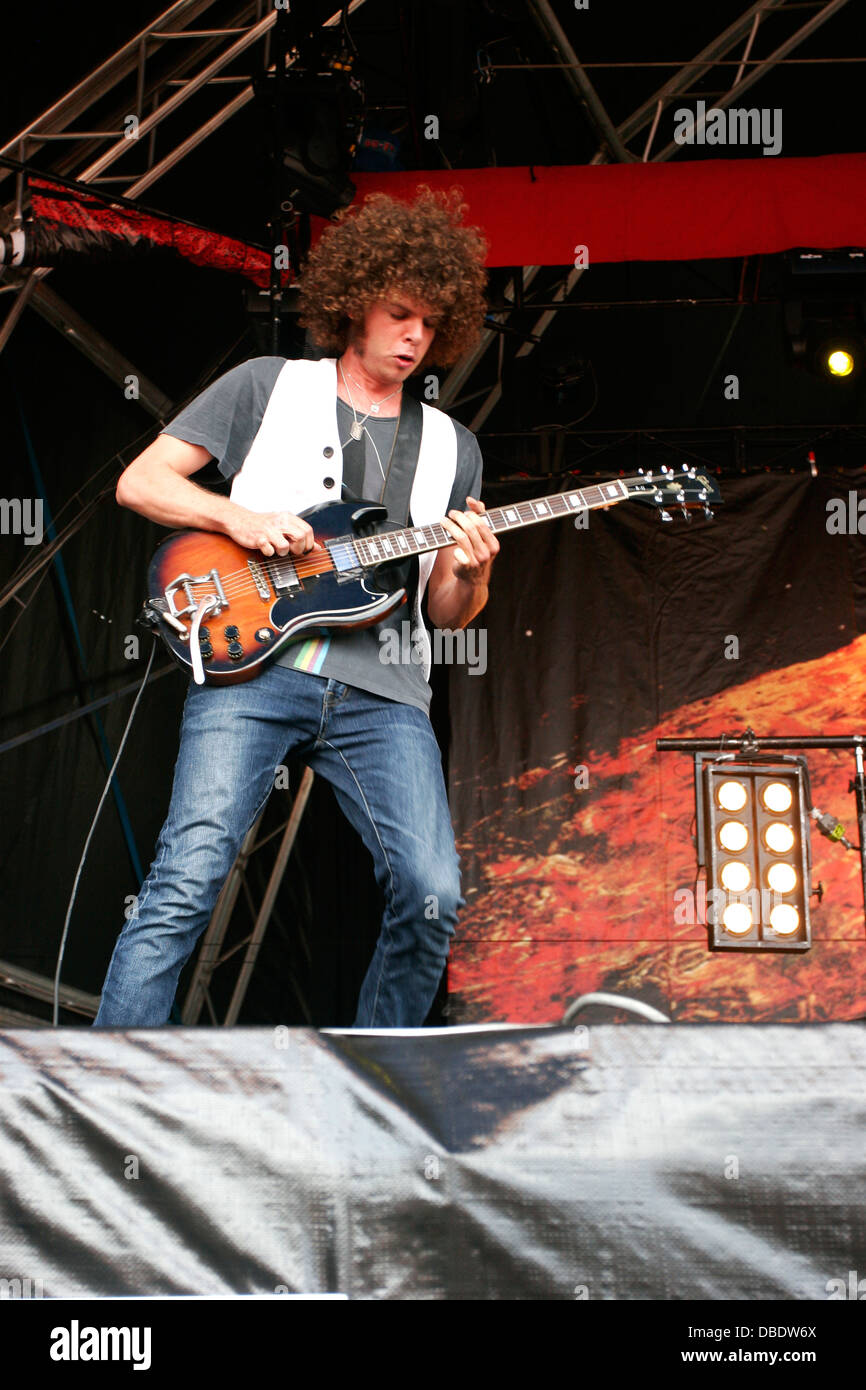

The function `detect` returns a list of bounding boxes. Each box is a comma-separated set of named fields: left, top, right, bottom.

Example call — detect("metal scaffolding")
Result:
left=449, top=0, right=854, bottom=433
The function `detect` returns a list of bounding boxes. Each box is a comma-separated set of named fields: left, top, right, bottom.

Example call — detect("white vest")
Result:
left=230, top=356, right=459, bottom=679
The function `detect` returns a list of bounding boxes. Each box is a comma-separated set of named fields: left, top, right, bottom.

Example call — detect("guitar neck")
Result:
left=347, top=478, right=629, bottom=569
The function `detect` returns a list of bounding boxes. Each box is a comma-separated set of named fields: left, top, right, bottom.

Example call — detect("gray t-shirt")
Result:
left=159, top=356, right=483, bottom=712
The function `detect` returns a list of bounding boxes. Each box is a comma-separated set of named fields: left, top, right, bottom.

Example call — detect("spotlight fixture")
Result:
left=784, top=299, right=865, bottom=383
left=695, top=755, right=812, bottom=952
left=254, top=13, right=360, bottom=220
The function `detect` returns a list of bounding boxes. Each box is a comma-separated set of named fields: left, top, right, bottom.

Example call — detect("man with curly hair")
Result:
left=94, top=189, right=497, bottom=1030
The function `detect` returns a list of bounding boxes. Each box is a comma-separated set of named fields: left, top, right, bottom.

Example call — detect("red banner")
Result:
left=346, top=153, right=866, bottom=265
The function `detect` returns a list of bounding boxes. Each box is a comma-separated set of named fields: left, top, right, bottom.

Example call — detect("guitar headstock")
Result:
left=623, top=465, right=722, bottom=521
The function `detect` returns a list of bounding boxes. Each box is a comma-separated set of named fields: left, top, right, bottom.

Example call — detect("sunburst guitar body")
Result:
left=142, top=501, right=410, bottom=685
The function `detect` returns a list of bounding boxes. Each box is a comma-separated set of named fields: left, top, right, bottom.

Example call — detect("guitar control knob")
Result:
left=255, top=627, right=275, bottom=644
left=227, top=639, right=243, bottom=661
left=200, top=643, right=214, bottom=660
left=224, top=625, right=239, bottom=639
left=199, top=626, right=210, bottom=639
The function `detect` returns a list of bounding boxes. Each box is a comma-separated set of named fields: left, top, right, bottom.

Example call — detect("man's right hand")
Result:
left=223, top=506, right=316, bottom=558
left=114, top=437, right=319, bottom=558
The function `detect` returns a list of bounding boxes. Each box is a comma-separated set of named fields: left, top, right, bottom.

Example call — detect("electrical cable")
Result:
left=53, top=640, right=157, bottom=1026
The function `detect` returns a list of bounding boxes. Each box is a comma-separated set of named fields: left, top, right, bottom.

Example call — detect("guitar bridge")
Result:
left=247, top=558, right=271, bottom=600
left=163, top=568, right=228, bottom=638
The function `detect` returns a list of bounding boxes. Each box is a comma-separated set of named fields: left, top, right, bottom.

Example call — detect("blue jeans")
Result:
left=94, top=668, right=462, bottom=1028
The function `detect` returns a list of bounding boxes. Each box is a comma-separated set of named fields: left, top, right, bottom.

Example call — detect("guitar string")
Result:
left=184, top=492, right=619, bottom=589
left=168, top=495, right=637, bottom=602
left=166, top=483, right=707, bottom=604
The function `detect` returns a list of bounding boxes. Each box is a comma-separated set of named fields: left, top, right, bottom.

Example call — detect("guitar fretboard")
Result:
left=337, top=478, right=629, bottom=570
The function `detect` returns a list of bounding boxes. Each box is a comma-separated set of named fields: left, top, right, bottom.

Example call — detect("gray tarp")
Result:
left=0, top=1023, right=864, bottom=1299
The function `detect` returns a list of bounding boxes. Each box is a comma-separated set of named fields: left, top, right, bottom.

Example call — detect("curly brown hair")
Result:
left=296, top=186, right=488, bottom=367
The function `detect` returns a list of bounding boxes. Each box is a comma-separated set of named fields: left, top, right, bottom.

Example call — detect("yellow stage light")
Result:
left=826, top=348, right=855, bottom=377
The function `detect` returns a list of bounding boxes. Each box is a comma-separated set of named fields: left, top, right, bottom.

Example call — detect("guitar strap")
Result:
left=341, top=394, right=424, bottom=600
left=340, top=393, right=423, bottom=524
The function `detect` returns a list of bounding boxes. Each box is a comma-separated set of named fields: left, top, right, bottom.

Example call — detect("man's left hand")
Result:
left=441, top=496, right=499, bottom=585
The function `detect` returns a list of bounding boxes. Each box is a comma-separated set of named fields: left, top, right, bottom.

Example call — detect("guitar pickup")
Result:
left=275, top=559, right=302, bottom=596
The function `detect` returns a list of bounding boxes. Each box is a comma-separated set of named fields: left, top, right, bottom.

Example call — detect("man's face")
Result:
left=350, top=294, right=441, bottom=384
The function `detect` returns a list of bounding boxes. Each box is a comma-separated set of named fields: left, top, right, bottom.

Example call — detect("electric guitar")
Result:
left=141, top=467, right=721, bottom=686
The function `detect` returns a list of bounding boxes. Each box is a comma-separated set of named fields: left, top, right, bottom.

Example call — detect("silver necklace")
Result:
left=339, top=360, right=402, bottom=440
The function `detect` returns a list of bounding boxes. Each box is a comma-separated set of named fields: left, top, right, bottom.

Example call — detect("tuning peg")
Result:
left=680, top=503, right=692, bottom=522
left=659, top=509, right=672, bottom=522
left=703, top=504, right=714, bottom=520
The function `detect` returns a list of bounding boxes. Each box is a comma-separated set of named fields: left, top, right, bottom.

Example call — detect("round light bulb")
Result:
left=769, top=903, right=800, bottom=935
left=722, top=902, right=753, bottom=935
left=719, top=821, right=749, bottom=852
left=761, top=781, right=793, bottom=814
left=717, top=780, right=748, bottom=812
left=720, top=861, right=751, bottom=892
left=827, top=349, right=854, bottom=377
left=766, top=862, right=797, bottom=894
left=764, top=822, right=795, bottom=854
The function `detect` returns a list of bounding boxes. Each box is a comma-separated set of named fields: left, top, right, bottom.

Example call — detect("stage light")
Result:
left=717, top=780, right=748, bottom=811
left=720, top=861, right=751, bottom=891
left=783, top=293, right=865, bottom=383
left=695, top=756, right=812, bottom=952
left=764, top=822, right=795, bottom=854
left=719, top=820, right=749, bottom=852
left=826, top=348, right=855, bottom=377
left=766, top=862, right=797, bottom=894
left=815, top=334, right=862, bottom=381
left=761, top=781, right=793, bottom=813
left=722, top=903, right=753, bottom=935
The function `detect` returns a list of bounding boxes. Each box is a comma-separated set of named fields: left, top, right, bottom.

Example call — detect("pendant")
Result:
left=350, top=421, right=364, bottom=440
left=370, top=402, right=380, bottom=413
